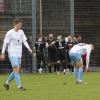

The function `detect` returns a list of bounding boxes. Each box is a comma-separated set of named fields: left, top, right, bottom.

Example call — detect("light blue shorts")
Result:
left=9, top=56, right=21, bottom=68
left=69, top=52, right=81, bottom=64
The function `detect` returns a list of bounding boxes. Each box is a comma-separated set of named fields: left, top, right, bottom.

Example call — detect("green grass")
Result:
left=0, top=72, right=100, bottom=100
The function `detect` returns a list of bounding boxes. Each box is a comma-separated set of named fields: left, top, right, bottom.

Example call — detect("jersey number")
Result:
left=59, top=41, right=62, bottom=47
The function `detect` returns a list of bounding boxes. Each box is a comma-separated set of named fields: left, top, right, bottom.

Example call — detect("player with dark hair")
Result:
left=73, top=33, right=87, bottom=71
left=66, top=35, right=74, bottom=73
left=0, top=18, right=32, bottom=90
left=55, top=33, right=67, bottom=74
left=46, top=33, right=57, bottom=73
left=34, top=36, right=45, bottom=74
left=73, top=33, right=82, bottom=45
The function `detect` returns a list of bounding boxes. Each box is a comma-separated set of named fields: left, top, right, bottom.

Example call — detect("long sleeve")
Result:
left=86, top=46, right=91, bottom=69
left=2, top=32, right=10, bottom=54
left=23, top=40, right=30, bottom=49
left=2, top=41, right=8, bottom=54
left=86, top=53, right=90, bottom=69
left=22, top=31, right=30, bottom=49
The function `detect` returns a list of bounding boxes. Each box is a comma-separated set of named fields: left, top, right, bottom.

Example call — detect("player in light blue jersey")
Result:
left=0, top=18, right=32, bottom=90
left=69, top=43, right=94, bottom=84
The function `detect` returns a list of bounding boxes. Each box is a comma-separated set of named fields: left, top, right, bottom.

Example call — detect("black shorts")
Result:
left=57, top=49, right=66, bottom=61
left=66, top=50, right=71, bottom=62
left=36, top=52, right=45, bottom=61
left=48, top=52, right=57, bottom=62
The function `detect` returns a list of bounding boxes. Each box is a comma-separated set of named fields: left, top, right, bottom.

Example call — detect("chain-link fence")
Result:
left=0, top=0, right=73, bottom=73
left=0, top=0, right=100, bottom=73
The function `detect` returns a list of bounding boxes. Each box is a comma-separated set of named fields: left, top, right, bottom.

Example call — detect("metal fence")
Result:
left=0, top=0, right=99, bottom=72
left=0, top=0, right=73, bottom=72
left=0, top=0, right=33, bottom=72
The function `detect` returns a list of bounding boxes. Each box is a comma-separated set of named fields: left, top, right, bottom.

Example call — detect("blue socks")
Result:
left=74, top=67, right=78, bottom=80
left=6, top=72, right=21, bottom=88
left=74, top=67, right=83, bottom=82
left=78, top=67, right=83, bottom=81
left=6, top=72, right=15, bottom=85
left=14, top=72, right=21, bottom=88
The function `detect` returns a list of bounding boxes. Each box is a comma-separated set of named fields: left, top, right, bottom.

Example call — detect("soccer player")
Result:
left=55, top=33, right=67, bottom=75
left=34, top=36, right=45, bottom=74
left=69, top=43, right=94, bottom=84
left=44, top=36, right=48, bottom=71
left=74, top=34, right=86, bottom=71
left=73, top=33, right=82, bottom=45
left=46, top=33, right=57, bottom=73
left=66, top=35, right=74, bottom=73
left=0, top=18, right=32, bottom=90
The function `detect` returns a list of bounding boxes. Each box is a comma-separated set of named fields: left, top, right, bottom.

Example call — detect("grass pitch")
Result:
left=0, top=72, right=100, bottom=100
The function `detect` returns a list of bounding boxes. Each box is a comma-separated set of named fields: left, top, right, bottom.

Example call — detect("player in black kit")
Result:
left=47, top=33, right=57, bottom=73
left=55, top=33, right=67, bottom=74
left=34, top=36, right=45, bottom=74
left=66, top=35, right=74, bottom=73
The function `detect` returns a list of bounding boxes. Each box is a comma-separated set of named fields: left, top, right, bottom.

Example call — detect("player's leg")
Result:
left=4, top=56, right=26, bottom=90
left=78, top=67, right=83, bottom=82
left=4, top=56, right=18, bottom=90
left=11, top=57, right=21, bottom=88
left=74, top=57, right=84, bottom=84
left=5, top=56, right=17, bottom=84
left=42, top=55, right=47, bottom=72
left=13, top=67, right=21, bottom=88
left=13, top=57, right=26, bottom=90
left=69, top=53, right=84, bottom=84
left=4, top=71, right=15, bottom=90
left=54, top=62, right=57, bottom=72
left=5, top=72, right=15, bottom=85
left=56, top=51, right=61, bottom=74
left=48, top=53, right=53, bottom=73
left=38, top=54, right=45, bottom=74
left=62, top=61, right=68, bottom=75
left=48, top=61, right=52, bottom=73
left=36, top=53, right=41, bottom=72
left=38, top=58, right=43, bottom=74
left=54, top=63, right=57, bottom=72
left=56, top=60, right=60, bottom=74
left=53, top=54, right=57, bottom=72
left=67, top=50, right=74, bottom=73
left=60, top=51, right=68, bottom=75
left=74, top=67, right=79, bottom=82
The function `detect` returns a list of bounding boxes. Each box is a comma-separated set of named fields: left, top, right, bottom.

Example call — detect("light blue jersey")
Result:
left=69, top=43, right=92, bottom=68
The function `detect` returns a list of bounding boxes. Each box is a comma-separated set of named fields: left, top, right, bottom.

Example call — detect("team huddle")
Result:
left=35, top=33, right=77, bottom=74
left=34, top=33, right=94, bottom=84
left=0, top=18, right=94, bottom=91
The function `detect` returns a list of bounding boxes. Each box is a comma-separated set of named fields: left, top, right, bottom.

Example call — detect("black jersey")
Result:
left=55, top=39, right=66, bottom=50
left=55, top=39, right=66, bottom=61
left=35, top=41, right=45, bottom=53
left=47, top=39, right=56, bottom=53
